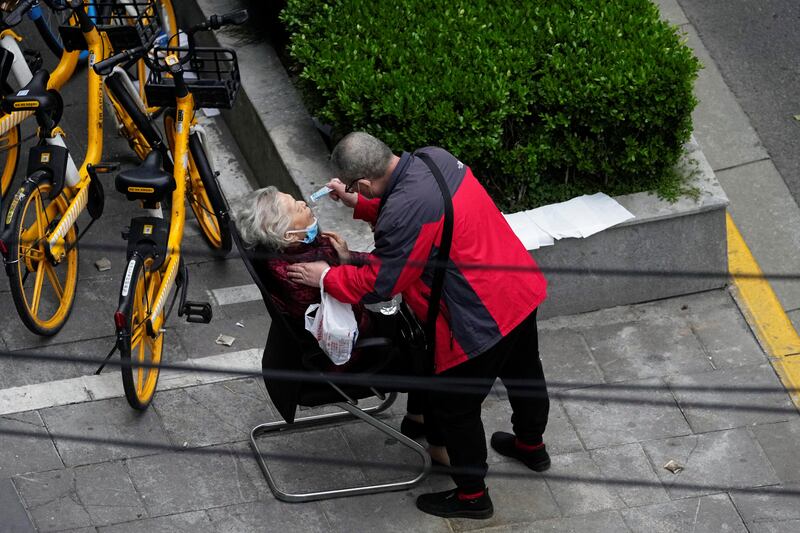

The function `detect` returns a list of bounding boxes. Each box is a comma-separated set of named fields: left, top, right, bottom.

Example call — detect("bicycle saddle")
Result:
left=115, top=151, right=175, bottom=202
left=2, top=70, right=62, bottom=115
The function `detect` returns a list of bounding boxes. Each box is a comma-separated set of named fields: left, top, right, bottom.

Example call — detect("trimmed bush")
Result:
left=281, top=0, right=701, bottom=211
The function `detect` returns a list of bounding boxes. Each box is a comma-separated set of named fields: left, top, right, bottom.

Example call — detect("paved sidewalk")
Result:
left=3, top=1, right=800, bottom=532
left=2, top=288, right=799, bottom=532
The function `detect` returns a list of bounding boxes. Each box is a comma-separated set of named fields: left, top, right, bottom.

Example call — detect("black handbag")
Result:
left=397, top=152, right=454, bottom=375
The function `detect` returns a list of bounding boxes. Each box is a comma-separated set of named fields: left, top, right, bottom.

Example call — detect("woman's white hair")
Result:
left=232, top=186, right=294, bottom=250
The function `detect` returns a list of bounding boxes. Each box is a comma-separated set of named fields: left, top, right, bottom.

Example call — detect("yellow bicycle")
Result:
left=110, top=9, right=245, bottom=408
left=0, top=0, right=81, bottom=198
left=0, top=0, right=160, bottom=335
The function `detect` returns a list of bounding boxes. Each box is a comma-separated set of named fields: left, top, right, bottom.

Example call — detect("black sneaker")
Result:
left=490, top=432, right=551, bottom=471
left=416, top=488, right=494, bottom=519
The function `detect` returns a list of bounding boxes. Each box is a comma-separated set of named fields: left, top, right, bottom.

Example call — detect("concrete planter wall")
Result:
left=179, top=0, right=729, bottom=319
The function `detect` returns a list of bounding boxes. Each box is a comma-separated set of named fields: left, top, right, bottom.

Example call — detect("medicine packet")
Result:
left=310, top=186, right=332, bottom=202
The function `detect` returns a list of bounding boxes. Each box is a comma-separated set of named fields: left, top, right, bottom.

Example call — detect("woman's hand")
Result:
left=327, top=178, right=359, bottom=209
left=323, top=231, right=350, bottom=264
left=287, top=261, right=330, bottom=287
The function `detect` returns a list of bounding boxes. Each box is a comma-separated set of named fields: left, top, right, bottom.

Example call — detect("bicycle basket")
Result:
left=59, top=0, right=162, bottom=52
left=145, top=47, right=240, bottom=109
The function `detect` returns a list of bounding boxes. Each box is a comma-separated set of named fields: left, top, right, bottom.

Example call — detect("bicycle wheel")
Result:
left=0, top=124, right=21, bottom=199
left=6, top=176, right=78, bottom=336
left=164, top=112, right=232, bottom=256
left=118, top=254, right=164, bottom=410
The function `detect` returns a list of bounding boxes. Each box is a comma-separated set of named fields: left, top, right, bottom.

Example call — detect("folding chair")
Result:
left=231, top=223, right=430, bottom=503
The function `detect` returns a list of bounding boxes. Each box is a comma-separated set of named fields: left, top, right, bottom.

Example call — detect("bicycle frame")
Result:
left=41, top=10, right=109, bottom=260
left=141, top=89, right=191, bottom=335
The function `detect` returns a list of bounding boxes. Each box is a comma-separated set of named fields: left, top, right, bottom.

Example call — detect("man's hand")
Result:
left=322, top=231, right=350, bottom=264
left=287, top=261, right=330, bottom=287
left=327, top=178, right=358, bottom=209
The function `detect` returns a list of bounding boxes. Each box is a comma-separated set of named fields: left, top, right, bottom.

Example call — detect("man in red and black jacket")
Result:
left=288, top=132, right=550, bottom=520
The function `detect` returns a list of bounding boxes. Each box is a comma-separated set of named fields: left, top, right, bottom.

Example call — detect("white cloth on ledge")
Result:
left=503, top=192, right=635, bottom=250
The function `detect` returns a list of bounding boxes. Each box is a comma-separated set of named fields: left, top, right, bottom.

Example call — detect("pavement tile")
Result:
left=73, top=462, right=146, bottom=527
left=751, top=420, right=800, bottom=484
left=152, top=378, right=276, bottom=448
left=590, top=443, right=670, bottom=507
left=620, top=493, right=747, bottom=533
left=579, top=317, right=712, bottom=383
left=470, top=510, right=630, bottom=533
left=749, top=520, right=800, bottom=533
left=96, top=510, right=214, bottom=533
left=318, top=489, right=450, bottom=533
left=250, top=424, right=367, bottom=496
left=729, top=482, right=800, bottom=527
left=543, top=451, right=625, bottom=517
left=0, top=478, right=36, bottom=532
left=0, top=342, right=89, bottom=390
left=0, top=411, right=63, bottom=478
left=339, top=415, right=425, bottom=484
left=449, top=461, right=560, bottom=532
left=125, top=444, right=258, bottom=517
left=539, top=328, right=605, bottom=388
left=665, top=364, right=795, bottom=433
left=0, top=275, right=119, bottom=352
left=208, top=500, right=330, bottom=532
left=560, top=377, right=691, bottom=449
left=13, top=469, right=93, bottom=532
left=482, top=397, right=583, bottom=463
left=680, top=296, right=766, bottom=369
left=39, top=398, right=172, bottom=467
left=641, top=428, right=780, bottom=499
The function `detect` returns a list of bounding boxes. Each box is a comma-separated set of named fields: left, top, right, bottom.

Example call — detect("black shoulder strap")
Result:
left=416, top=152, right=454, bottom=355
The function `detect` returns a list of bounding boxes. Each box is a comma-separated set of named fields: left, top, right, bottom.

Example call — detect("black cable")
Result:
left=2, top=237, right=798, bottom=280
left=0, top=424, right=798, bottom=497
left=0, top=349, right=797, bottom=415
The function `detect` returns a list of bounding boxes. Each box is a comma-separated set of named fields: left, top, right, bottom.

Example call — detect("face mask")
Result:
left=286, top=217, right=319, bottom=244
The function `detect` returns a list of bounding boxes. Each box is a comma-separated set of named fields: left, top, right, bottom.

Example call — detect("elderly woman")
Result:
left=233, top=186, right=447, bottom=464
left=234, top=186, right=370, bottom=326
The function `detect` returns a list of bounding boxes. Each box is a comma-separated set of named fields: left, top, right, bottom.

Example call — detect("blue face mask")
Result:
left=286, top=217, right=319, bottom=244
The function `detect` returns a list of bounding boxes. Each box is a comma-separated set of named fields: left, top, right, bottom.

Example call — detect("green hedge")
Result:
left=281, top=0, right=701, bottom=211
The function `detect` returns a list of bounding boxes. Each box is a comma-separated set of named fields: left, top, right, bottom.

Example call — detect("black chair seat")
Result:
left=115, top=151, right=175, bottom=202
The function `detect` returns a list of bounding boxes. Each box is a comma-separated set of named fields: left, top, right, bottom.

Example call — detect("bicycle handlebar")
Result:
left=3, top=0, right=38, bottom=26
left=150, top=9, right=249, bottom=74
left=93, top=44, right=149, bottom=76
left=186, top=9, right=249, bottom=36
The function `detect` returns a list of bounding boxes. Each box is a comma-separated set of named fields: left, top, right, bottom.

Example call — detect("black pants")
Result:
left=424, top=308, right=549, bottom=492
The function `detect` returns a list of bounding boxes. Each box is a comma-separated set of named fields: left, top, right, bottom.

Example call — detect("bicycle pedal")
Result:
left=22, top=49, right=42, bottom=74
left=182, top=301, right=212, bottom=324
left=93, top=162, right=121, bottom=174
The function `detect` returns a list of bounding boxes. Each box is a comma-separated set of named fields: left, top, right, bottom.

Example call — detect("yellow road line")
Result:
left=727, top=213, right=800, bottom=407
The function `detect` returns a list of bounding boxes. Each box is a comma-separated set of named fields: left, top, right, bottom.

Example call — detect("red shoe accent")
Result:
left=457, top=489, right=486, bottom=501
left=515, top=439, right=545, bottom=452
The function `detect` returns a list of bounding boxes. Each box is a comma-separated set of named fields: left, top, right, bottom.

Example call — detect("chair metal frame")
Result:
left=250, top=390, right=431, bottom=503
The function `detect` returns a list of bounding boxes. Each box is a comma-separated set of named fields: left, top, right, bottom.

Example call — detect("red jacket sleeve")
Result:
left=322, top=216, right=440, bottom=306
left=353, top=195, right=380, bottom=225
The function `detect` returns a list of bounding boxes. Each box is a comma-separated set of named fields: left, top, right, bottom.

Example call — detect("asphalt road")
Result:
left=677, top=0, right=800, bottom=200
left=0, top=17, right=265, bottom=391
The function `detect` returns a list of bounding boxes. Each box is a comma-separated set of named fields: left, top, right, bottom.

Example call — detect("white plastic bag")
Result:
left=304, top=268, right=358, bottom=365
